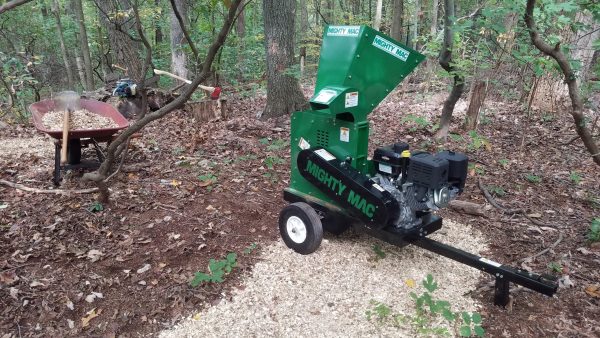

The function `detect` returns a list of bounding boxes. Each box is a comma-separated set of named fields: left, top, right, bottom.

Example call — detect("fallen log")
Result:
left=448, top=200, right=486, bottom=216
left=0, top=179, right=98, bottom=195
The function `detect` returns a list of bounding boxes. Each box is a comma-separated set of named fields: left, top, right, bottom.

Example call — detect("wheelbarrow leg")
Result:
left=53, top=142, right=61, bottom=186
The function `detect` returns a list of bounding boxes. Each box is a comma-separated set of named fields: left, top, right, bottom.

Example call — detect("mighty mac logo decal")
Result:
left=372, top=35, right=410, bottom=61
left=326, top=25, right=360, bottom=37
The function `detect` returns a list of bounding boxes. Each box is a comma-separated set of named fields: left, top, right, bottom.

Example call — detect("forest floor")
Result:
left=0, top=84, right=599, bottom=337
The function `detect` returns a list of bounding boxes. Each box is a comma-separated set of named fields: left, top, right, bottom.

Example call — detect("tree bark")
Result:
left=410, top=0, right=420, bottom=48
left=72, top=0, right=94, bottom=91
left=435, top=0, right=464, bottom=141
left=298, top=0, right=309, bottom=77
left=262, top=0, right=306, bottom=119
left=525, top=0, right=600, bottom=165
left=464, top=80, right=486, bottom=130
left=154, top=0, right=163, bottom=44
left=95, top=0, right=143, bottom=81
left=390, top=0, right=404, bottom=42
left=0, top=0, right=33, bottom=14
left=373, top=0, right=383, bottom=31
left=169, top=0, right=189, bottom=82
left=236, top=4, right=246, bottom=82
left=430, top=0, right=439, bottom=37
left=51, top=0, right=75, bottom=89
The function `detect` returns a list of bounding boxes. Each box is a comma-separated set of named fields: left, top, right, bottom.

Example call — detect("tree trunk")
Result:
left=373, top=0, right=383, bottom=31
left=51, top=0, right=74, bottom=89
left=430, top=0, right=439, bottom=36
left=410, top=0, right=420, bottom=48
left=525, top=0, right=600, bottom=165
left=95, top=0, right=143, bottom=81
left=0, top=0, right=33, bottom=14
left=324, top=0, right=334, bottom=23
left=72, top=0, right=94, bottom=90
left=170, top=0, right=188, bottom=82
left=74, top=53, right=87, bottom=88
left=390, top=0, right=403, bottom=42
left=435, top=0, right=464, bottom=141
left=154, top=0, right=163, bottom=44
left=298, top=0, right=309, bottom=77
left=236, top=5, right=246, bottom=82
left=262, top=0, right=306, bottom=119
left=464, top=80, right=486, bottom=130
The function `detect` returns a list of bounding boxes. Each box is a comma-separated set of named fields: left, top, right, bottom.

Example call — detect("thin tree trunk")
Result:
left=75, top=53, right=87, bottom=88
left=431, top=0, right=439, bottom=36
left=435, top=0, right=464, bottom=140
left=51, top=0, right=74, bottom=88
left=262, top=0, right=306, bottom=119
left=299, top=0, right=309, bottom=78
left=390, top=0, right=404, bottom=42
left=72, top=0, right=94, bottom=90
left=155, top=0, right=163, bottom=44
left=411, top=0, right=420, bottom=48
left=525, top=0, right=600, bottom=165
left=464, top=80, right=486, bottom=130
left=373, top=0, right=383, bottom=31
left=236, top=5, right=246, bottom=82
left=170, top=0, right=188, bottom=82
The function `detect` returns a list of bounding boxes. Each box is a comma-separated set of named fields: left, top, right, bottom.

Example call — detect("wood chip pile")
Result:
left=42, top=109, right=118, bottom=131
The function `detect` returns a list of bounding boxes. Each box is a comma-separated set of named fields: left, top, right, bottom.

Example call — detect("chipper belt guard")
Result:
left=278, top=25, right=558, bottom=306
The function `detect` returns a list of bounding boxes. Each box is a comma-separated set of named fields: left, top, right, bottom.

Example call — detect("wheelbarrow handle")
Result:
left=60, top=110, right=70, bottom=165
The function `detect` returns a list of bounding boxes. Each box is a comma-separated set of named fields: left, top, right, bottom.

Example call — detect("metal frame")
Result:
left=52, top=138, right=106, bottom=186
left=284, top=190, right=558, bottom=306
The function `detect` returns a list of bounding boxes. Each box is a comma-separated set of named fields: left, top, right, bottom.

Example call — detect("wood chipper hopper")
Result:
left=278, top=25, right=558, bottom=306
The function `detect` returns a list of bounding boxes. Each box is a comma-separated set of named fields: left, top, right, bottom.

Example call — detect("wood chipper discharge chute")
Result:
left=279, top=25, right=558, bottom=306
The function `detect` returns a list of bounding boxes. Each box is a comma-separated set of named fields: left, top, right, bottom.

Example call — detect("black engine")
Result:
left=372, top=142, right=468, bottom=229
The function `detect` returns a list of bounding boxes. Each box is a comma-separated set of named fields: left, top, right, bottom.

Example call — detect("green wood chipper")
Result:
left=278, top=25, right=558, bottom=306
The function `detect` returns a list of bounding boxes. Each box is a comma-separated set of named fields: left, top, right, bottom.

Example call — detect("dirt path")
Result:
left=160, top=220, right=487, bottom=337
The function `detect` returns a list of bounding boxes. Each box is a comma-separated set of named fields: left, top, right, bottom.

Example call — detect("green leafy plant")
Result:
left=190, top=252, right=237, bottom=287
left=498, top=159, right=509, bottom=167
left=198, top=173, right=218, bottom=184
left=401, top=114, right=431, bottom=132
left=587, top=218, right=600, bottom=243
left=525, top=174, right=542, bottom=184
left=468, top=163, right=486, bottom=176
left=367, top=274, right=484, bottom=336
left=263, top=156, right=285, bottom=169
left=372, top=244, right=386, bottom=260
left=266, top=138, right=287, bottom=151
left=487, top=185, right=506, bottom=197
left=466, top=131, right=490, bottom=151
left=242, top=243, right=258, bottom=255
left=88, top=202, right=104, bottom=213
left=547, top=261, right=563, bottom=273
left=569, top=171, right=582, bottom=185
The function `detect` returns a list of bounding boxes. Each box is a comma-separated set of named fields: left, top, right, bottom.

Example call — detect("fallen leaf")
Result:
left=9, top=287, right=19, bottom=299
left=198, top=180, right=213, bottom=187
left=87, top=250, right=103, bottom=262
left=137, top=264, right=151, bottom=274
left=85, top=292, right=104, bottom=303
left=559, top=275, right=574, bottom=288
left=0, top=270, right=19, bottom=285
left=527, top=213, right=542, bottom=218
left=405, top=279, right=416, bottom=288
left=30, top=280, right=45, bottom=287
left=577, top=247, right=592, bottom=255
left=585, top=285, right=600, bottom=298
left=67, top=319, right=74, bottom=329
left=81, top=308, right=102, bottom=328
left=192, top=313, right=201, bottom=320
left=205, top=205, right=216, bottom=211
left=66, top=299, right=74, bottom=310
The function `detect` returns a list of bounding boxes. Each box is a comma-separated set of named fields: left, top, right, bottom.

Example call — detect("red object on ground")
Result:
left=210, top=87, right=222, bottom=100
left=29, top=99, right=129, bottom=140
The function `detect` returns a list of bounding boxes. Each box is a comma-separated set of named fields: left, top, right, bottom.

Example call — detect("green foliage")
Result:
left=487, top=185, right=506, bottom=197
left=368, top=274, right=484, bottom=336
left=569, top=171, right=582, bottom=185
left=547, top=261, right=563, bottom=273
left=468, top=163, right=486, bottom=176
left=524, top=174, right=542, bottom=184
left=401, top=114, right=431, bottom=132
left=466, top=131, right=490, bottom=151
left=371, top=244, right=386, bottom=260
left=498, top=159, right=509, bottom=167
left=242, top=243, right=257, bottom=255
left=587, top=218, right=600, bottom=243
left=198, top=173, right=218, bottom=184
left=88, top=202, right=104, bottom=213
left=190, top=252, right=237, bottom=287
left=263, top=156, right=285, bottom=170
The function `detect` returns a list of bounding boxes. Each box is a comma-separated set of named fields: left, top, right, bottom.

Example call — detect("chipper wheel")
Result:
left=279, top=202, right=323, bottom=255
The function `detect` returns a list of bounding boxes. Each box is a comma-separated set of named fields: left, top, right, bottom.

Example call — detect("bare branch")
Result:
left=0, top=0, right=33, bottom=14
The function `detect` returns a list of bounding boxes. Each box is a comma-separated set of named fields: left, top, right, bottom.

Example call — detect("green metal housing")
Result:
left=288, top=25, right=425, bottom=209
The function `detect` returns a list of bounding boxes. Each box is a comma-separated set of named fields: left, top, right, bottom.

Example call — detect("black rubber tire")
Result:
left=321, top=213, right=352, bottom=235
left=67, top=139, right=82, bottom=165
left=279, top=202, right=323, bottom=255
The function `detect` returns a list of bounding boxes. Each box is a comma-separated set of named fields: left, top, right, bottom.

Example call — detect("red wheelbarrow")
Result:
left=29, top=99, right=129, bottom=185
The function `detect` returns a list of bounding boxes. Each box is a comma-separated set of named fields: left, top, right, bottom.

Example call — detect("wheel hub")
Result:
left=286, top=216, right=307, bottom=243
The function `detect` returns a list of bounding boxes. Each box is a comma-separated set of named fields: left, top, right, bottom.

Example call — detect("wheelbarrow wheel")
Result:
left=279, top=202, right=323, bottom=255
